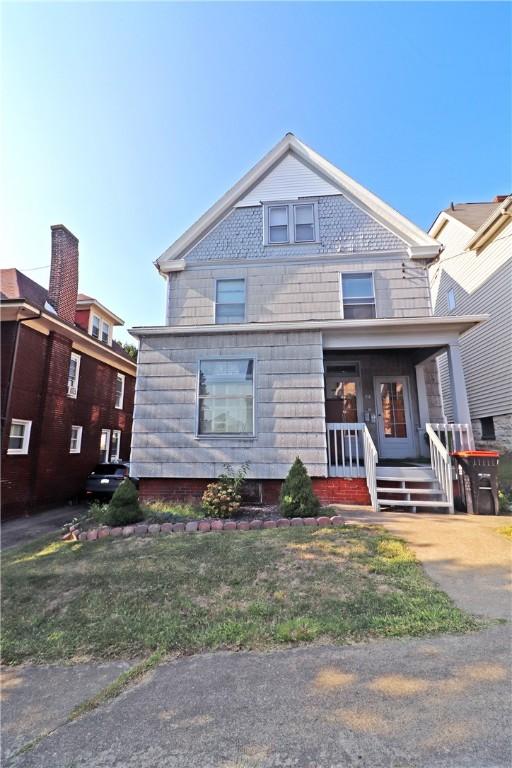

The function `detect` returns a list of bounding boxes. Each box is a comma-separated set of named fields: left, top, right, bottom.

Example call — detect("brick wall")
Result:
left=139, top=477, right=370, bottom=507
left=1, top=323, right=135, bottom=517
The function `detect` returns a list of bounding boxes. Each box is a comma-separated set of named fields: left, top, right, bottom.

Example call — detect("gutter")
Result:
left=129, top=314, right=488, bottom=338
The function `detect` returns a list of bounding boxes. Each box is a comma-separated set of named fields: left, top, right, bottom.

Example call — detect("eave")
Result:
left=130, top=314, right=487, bottom=343
left=466, top=195, right=512, bottom=250
left=1, top=300, right=136, bottom=376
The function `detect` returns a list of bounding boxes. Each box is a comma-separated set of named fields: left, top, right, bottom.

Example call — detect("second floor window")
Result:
left=341, top=273, right=376, bottom=319
left=67, top=352, right=81, bottom=398
left=215, top=279, right=246, bottom=323
left=101, top=321, right=111, bottom=344
left=115, top=373, right=125, bottom=409
left=265, top=201, right=318, bottom=245
left=91, top=315, right=100, bottom=338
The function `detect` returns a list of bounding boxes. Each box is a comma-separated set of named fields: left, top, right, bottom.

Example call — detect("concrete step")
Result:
left=377, top=499, right=452, bottom=508
left=376, top=467, right=435, bottom=481
left=376, top=487, right=443, bottom=495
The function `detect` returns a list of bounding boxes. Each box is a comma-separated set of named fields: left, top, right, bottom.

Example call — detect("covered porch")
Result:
left=321, top=317, right=481, bottom=512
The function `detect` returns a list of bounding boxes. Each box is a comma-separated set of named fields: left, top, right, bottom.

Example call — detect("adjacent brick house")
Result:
left=1, top=225, right=136, bottom=518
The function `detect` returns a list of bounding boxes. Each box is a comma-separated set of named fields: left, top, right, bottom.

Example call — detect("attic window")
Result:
left=264, top=201, right=318, bottom=246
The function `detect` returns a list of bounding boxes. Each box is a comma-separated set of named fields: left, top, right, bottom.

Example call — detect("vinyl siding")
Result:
left=167, top=258, right=432, bottom=325
left=131, top=330, right=327, bottom=480
left=236, top=153, right=341, bottom=206
left=430, top=217, right=512, bottom=420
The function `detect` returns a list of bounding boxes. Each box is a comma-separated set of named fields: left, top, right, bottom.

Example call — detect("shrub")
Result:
left=102, top=479, right=143, bottom=527
left=201, top=463, right=249, bottom=519
left=279, top=457, right=320, bottom=518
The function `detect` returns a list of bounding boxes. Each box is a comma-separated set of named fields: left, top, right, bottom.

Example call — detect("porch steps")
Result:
left=376, top=466, right=450, bottom=512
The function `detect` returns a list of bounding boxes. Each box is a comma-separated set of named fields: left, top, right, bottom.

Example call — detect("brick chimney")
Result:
left=48, top=225, right=79, bottom=323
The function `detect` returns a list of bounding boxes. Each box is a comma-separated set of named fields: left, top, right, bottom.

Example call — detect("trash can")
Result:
left=451, top=451, right=500, bottom=515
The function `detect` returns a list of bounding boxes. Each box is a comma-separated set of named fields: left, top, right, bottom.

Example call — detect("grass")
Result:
left=1, top=526, right=479, bottom=665
left=497, top=525, right=512, bottom=541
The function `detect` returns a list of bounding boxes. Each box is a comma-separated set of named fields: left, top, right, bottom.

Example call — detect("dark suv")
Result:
left=85, top=462, right=139, bottom=500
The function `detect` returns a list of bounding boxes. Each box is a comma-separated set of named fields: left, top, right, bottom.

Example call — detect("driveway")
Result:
left=3, top=511, right=511, bottom=767
left=1, top=504, right=87, bottom=550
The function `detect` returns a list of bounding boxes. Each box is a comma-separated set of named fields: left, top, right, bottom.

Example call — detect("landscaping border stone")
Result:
left=66, top=515, right=345, bottom=544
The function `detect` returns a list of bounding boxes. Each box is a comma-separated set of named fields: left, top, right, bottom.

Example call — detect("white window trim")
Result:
left=7, top=419, right=32, bottom=455
left=195, top=357, right=256, bottom=439
left=70, top=425, right=83, bottom=454
left=214, top=278, right=247, bottom=324
left=339, top=271, right=377, bottom=319
left=67, top=352, right=81, bottom=399
left=100, top=429, right=111, bottom=462
left=101, top=320, right=112, bottom=345
left=115, top=373, right=125, bottom=409
left=110, top=429, right=122, bottom=460
left=263, top=200, right=319, bottom=246
left=90, top=313, right=101, bottom=339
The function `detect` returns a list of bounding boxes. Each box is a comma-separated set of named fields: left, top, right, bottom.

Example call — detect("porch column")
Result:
left=446, top=343, right=472, bottom=425
left=414, top=362, right=431, bottom=457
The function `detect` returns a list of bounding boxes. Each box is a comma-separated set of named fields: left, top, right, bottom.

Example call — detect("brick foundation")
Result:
left=139, top=477, right=371, bottom=507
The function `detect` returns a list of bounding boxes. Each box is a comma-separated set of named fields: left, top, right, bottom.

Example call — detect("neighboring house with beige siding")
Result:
left=130, top=134, right=485, bottom=512
left=429, top=196, right=512, bottom=451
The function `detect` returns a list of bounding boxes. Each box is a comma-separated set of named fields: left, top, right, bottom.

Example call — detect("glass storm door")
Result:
left=375, top=377, right=415, bottom=459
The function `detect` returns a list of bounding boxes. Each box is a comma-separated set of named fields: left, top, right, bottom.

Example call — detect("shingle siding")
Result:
left=185, top=195, right=404, bottom=264
left=131, top=330, right=327, bottom=480
left=167, top=259, right=432, bottom=325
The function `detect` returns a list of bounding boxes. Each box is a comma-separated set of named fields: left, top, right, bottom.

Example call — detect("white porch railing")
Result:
left=326, top=423, right=365, bottom=478
left=428, top=422, right=474, bottom=452
left=426, top=423, right=454, bottom=514
left=362, top=425, right=379, bottom=511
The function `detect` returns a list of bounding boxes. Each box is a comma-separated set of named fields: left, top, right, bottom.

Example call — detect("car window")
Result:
left=91, top=464, right=126, bottom=476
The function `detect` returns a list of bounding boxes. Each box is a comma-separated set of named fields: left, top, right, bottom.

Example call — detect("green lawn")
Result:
left=1, top=526, right=479, bottom=665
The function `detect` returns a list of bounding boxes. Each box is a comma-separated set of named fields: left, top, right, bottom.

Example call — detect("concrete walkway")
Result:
left=1, top=504, right=87, bottom=550
left=341, top=508, right=512, bottom=620
left=3, top=511, right=512, bottom=767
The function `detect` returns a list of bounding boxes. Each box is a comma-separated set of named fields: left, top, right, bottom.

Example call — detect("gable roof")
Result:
left=442, top=202, right=500, bottom=232
left=156, top=133, right=440, bottom=271
left=0, top=268, right=48, bottom=308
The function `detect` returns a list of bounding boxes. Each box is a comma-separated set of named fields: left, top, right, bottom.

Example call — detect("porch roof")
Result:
left=129, top=315, right=487, bottom=348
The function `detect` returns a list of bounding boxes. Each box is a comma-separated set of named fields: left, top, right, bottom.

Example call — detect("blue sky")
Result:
left=2, top=2, right=510, bottom=343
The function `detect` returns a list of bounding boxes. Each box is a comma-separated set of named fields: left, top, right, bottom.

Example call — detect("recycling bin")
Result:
left=451, top=451, right=500, bottom=515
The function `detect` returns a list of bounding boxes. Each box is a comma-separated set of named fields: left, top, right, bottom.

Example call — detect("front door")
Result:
left=375, top=376, right=415, bottom=459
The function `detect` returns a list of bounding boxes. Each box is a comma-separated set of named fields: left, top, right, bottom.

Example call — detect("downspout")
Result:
left=2, top=310, right=41, bottom=440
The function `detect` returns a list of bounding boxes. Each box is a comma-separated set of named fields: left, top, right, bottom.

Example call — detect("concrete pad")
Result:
left=340, top=509, right=512, bottom=620
left=6, top=627, right=511, bottom=767
left=1, top=661, right=131, bottom=761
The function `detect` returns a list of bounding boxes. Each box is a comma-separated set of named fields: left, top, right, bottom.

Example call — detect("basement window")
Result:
left=480, top=417, right=496, bottom=441
left=7, top=419, right=32, bottom=455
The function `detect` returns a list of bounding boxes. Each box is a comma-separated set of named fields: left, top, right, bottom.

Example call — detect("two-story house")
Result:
left=1, top=225, right=136, bottom=517
left=130, top=134, right=485, bottom=512
left=429, top=196, right=512, bottom=451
